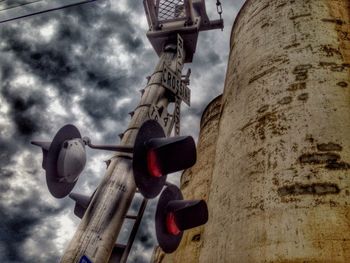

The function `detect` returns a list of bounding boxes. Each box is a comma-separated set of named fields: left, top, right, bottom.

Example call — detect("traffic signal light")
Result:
left=133, top=120, right=196, bottom=199
left=31, top=124, right=87, bottom=198
left=155, top=184, right=208, bottom=253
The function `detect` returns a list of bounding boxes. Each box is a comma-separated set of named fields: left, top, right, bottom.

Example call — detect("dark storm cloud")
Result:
left=193, top=50, right=221, bottom=67
left=0, top=199, right=63, bottom=262
left=80, top=91, right=120, bottom=125
left=1, top=83, right=48, bottom=137
left=127, top=198, right=158, bottom=263
left=0, top=0, right=146, bottom=204
left=0, top=166, right=68, bottom=263
left=2, top=30, right=78, bottom=97
left=1, top=0, right=144, bottom=123
left=0, top=60, right=15, bottom=81
left=0, top=1, right=148, bottom=262
left=63, top=2, right=144, bottom=53
left=134, top=201, right=158, bottom=250
left=0, top=150, right=75, bottom=261
left=0, top=137, right=19, bottom=165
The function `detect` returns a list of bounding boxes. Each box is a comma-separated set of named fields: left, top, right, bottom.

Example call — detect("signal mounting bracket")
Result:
left=143, top=0, right=223, bottom=62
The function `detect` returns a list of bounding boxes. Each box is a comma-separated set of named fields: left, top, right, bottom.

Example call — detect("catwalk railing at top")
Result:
left=143, top=0, right=223, bottom=63
left=158, top=0, right=186, bottom=21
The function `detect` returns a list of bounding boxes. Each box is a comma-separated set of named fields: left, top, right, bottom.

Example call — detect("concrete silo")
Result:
left=200, top=0, right=350, bottom=262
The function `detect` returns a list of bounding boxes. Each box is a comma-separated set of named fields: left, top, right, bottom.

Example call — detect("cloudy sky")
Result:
left=0, top=0, right=244, bottom=262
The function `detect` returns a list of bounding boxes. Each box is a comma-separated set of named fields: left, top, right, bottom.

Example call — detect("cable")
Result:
left=0, top=0, right=43, bottom=12
left=0, top=0, right=98, bottom=24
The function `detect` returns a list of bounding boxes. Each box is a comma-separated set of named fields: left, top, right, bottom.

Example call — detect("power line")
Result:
left=0, top=0, right=42, bottom=12
left=0, top=0, right=97, bottom=24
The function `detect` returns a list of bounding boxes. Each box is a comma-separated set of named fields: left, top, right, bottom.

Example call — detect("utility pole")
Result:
left=32, top=1, right=224, bottom=262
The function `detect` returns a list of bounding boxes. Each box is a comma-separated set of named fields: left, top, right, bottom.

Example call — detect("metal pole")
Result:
left=60, top=44, right=184, bottom=263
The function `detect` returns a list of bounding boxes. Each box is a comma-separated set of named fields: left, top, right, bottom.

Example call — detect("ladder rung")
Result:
left=115, top=243, right=127, bottom=249
left=125, top=215, right=137, bottom=220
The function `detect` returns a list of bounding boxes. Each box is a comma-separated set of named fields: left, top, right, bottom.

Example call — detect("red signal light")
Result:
left=133, top=120, right=197, bottom=199
left=147, top=149, right=163, bottom=178
left=155, top=185, right=208, bottom=253
left=166, top=212, right=181, bottom=236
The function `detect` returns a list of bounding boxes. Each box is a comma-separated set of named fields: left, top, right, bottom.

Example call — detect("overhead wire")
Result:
left=0, top=0, right=98, bottom=24
left=0, top=0, right=43, bottom=12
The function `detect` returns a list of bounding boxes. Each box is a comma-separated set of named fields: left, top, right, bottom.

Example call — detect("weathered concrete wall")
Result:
left=199, top=0, right=350, bottom=262
left=151, top=95, right=222, bottom=263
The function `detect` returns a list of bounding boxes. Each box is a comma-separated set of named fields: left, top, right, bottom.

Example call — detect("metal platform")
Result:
left=144, top=0, right=223, bottom=63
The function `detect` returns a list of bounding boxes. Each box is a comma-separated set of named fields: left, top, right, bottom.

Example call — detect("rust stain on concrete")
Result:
left=297, top=93, right=309, bottom=101
left=278, top=183, right=340, bottom=196
left=284, top=42, right=301, bottom=49
left=290, top=13, right=312, bottom=20
left=317, top=142, right=343, bottom=151
left=278, top=96, right=293, bottom=105
left=191, top=234, right=201, bottom=242
left=319, top=61, right=348, bottom=72
left=320, top=44, right=343, bottom=57
left=288, top=82, right=307, bottom=91
left=293, top=64, right=312, bottom=81
left=249, top=66, right=277, bottom=84
left=299, top=152, right=340, bottom=164
left=257, top=105, right=269, bottom=113
left=326, top=0, right=350, bottom=63
left=325, top=161, right=350, bottom=170
left=337, top=81, right=348, bottom=87
left=321, top=18, right=345, bottom=25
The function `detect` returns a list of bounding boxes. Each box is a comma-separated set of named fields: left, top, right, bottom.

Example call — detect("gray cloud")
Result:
left=127, top=197, right=158, bottom=263
left=0, top=165, right=69, bottom=262
left=1, top=82, right=48, bottom=137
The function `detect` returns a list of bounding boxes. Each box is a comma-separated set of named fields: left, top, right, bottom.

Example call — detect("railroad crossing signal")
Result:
left=132, top=120, right=196, bottom=199
left=29, top=0, right=223, bottom=261
left=32, top=124, right=133, bottom=198
left=133, top=120, right=208, bottom=254
left=155, top=184, right=208, bottom=253
left=31, top=124, right=86, bottom=198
